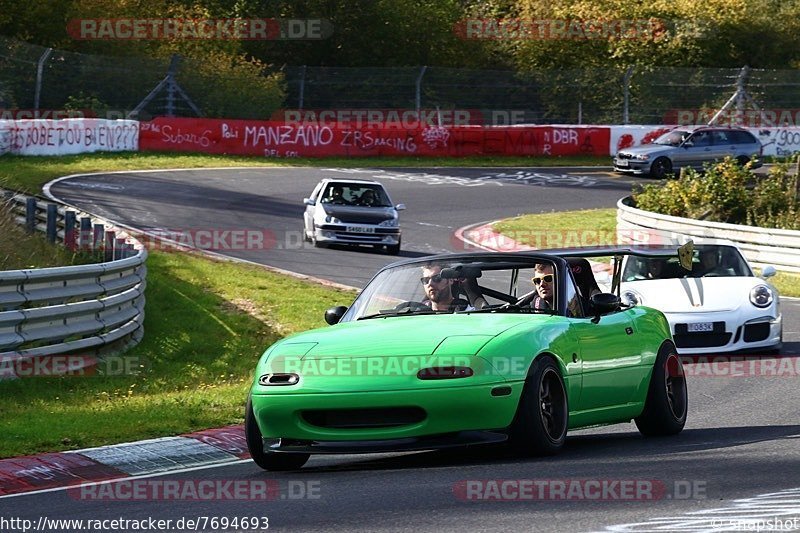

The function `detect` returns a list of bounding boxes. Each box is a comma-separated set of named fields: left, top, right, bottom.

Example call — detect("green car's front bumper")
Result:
left=250, top=381, right=525, bottom=447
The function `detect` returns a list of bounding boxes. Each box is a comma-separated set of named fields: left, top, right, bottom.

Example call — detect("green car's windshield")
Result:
left=341, top=257, right=563, bottom=323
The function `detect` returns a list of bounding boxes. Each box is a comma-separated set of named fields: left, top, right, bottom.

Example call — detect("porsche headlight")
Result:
left=379, top=218, right=398, bottom=227
left=324, top=215, right=342, bottom=224
left=750, top=285, right=773, bottom=308
left=622, top=290, right=642, bottom=306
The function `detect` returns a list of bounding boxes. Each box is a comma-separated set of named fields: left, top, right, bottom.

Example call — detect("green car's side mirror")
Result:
left=590, top=293, right=621, bottom=323
left=325, top=306, right=348, bottom=325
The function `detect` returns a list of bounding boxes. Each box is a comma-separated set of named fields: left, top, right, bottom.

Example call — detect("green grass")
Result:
left=0, top=251, right=356, bottom=458
left=493, top=208, right=800, bottom=297
left=0, top=152, right=607, bottom=193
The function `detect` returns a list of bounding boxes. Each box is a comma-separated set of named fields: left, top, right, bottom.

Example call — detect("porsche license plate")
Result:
left=687, top=322, right=714, bottom=333
left=347, top=226, right=374, bottom=233
left=616, top=159, right=629, bottom=167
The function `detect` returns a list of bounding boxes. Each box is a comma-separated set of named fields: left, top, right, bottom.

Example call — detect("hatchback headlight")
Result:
left=379, top=218, right=398, bottom=227
left=750, top=285, right=773, bottom=308
left=324, top=215, right=342, bottom=224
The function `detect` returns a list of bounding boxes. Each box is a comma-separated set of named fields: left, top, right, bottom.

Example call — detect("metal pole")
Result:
left=34, top=48, right=53, bottom=116
left=735, top=66, right=749, bottom=126
left=298, top=65, right=306, bottom=110
left=578, top=101, right=582, bottom=125
left=415, top=66, right=428, bottom=118
left=64, top=211, right=76, bottom=251
left=46, top=204, right=57, bottom=243
left=80, top=217, right=92, bottom=251
left=25, top=197, right=36, bottom=232
left=623, top=66, right=634, bottom=125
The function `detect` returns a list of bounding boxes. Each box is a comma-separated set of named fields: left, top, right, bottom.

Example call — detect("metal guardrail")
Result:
left=0, top=191, right=147, bottom=367
left=617, top=196, right=800, bottom=273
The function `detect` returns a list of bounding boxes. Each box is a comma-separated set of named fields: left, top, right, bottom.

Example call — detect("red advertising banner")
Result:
left=139, top=118, right=611, bottom=158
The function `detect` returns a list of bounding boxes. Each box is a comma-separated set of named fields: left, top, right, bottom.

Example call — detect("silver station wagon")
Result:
left=303, top=178, right=405, bottom=254
left=614, top=126, right=762, bottom=179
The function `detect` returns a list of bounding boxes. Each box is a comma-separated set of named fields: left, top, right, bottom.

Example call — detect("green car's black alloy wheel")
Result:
left=635, top=342, right=688, bottom=436
left=510, top=356, right=568, bottom=456
left=246, top=398, right=310, bottom=471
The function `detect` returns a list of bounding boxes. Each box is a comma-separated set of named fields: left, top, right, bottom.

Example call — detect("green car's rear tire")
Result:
left=634, top=342, right=688, bottom=436
left=509, top=355, right=568, bottom=456
left=245, top=398, right=310, bottom=471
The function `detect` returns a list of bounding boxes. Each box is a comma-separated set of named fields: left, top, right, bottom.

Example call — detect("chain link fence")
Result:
left=2, top=36, right=800, bottom=125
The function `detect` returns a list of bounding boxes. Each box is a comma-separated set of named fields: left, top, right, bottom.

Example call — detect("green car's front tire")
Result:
left=509, top=355, right=568, bottom=456
left=634, top=342, right=687, bottom=436
left=245, top=398, right=310, bottom=471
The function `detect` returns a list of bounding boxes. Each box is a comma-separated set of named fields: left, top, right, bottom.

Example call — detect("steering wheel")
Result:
left=702, top=272, right=720, bottom=277
left=393, top=301, right=431, bottom=312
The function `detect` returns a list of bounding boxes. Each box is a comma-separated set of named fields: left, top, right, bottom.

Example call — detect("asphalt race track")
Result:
left=3, top=166, right=799, bottom=532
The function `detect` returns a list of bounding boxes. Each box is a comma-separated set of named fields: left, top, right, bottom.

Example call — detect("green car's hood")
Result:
left=270, top=312, right=549, bottom=359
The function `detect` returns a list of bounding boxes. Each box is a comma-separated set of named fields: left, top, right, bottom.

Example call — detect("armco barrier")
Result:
left=617, top=196, right=800, bottom=273
left=0, top=191, right=147, bottom=373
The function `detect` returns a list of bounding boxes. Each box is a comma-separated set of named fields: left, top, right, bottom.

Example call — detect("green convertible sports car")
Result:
left=246, top=249, right=688, bottom=471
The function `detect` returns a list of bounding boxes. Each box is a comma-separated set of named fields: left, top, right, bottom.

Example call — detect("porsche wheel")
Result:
left=509, top=356, right=568, bottom=456
left=635, top=342, right=687, bottom=436
left=245, top=398, right=309, bottom=471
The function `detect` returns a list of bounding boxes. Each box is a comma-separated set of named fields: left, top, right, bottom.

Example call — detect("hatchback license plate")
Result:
left=347, top=226, right=375, bottom=233
left=687, top=322, right=713, bottom=333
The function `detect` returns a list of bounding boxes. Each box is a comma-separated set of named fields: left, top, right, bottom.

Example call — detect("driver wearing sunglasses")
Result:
left=420, top=263, right=484, bottom=311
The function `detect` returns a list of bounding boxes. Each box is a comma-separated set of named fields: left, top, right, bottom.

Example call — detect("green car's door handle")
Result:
left=625, top=327, right=634, bottom=335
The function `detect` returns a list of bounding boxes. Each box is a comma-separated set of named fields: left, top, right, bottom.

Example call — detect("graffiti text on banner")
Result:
left=0, top=119, right=139, bottom=156
left=139, top=118, right=611, bottom=158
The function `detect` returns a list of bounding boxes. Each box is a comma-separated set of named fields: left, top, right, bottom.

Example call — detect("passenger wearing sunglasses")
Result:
left=530, top=263, right=555, bottom=310
left=420, top=263, right=485, bottom=311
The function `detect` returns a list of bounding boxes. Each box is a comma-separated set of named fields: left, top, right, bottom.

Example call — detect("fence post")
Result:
left=623, top=66, right=634, bottom=125
left=25, top=197, right=36, bottom=232
left=115, top=238, right=127, bottom=260
left=64, top=210, right=76, bottom=251
left=415, top=66, right=428, bottom=118
left=34, top=48, right=53, bottom=116
left=46, top=204, right=57, bottom=243
left=93, top=223, right=104, bottom=252
left=104, top=230, right=116, bottom=262
left=735, top=65, right=750, bottom=123
left=298, top=65, right=306, bottom=110
left=80, top=216, right=92, bottom=251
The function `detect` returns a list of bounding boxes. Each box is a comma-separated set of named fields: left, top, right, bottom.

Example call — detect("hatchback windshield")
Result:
left=320, top=183, right=392, bottom=207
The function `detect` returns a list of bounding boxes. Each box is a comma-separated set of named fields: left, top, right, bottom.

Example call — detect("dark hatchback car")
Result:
left=613, top=126, right=762, bottom=179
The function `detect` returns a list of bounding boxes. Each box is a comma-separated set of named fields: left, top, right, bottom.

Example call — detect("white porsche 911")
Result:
left=619, top=244, right=781, bottom=355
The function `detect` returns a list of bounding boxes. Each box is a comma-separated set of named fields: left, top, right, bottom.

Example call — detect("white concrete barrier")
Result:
left=617, top=196, right=800, bottom=272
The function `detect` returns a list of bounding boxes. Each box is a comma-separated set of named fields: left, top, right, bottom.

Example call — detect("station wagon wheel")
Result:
left=509, top=356, right=568, bottom=456
left=650, top=157, right=672, bottom=179
left=245, top=398, right=310, bottom=471
left=634, top=342, right=687, bottom=436
left=736, top=156, right=750, bottom=167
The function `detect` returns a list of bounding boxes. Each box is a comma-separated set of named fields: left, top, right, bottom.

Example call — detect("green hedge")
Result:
left=632, top=156, right=800, bottom=230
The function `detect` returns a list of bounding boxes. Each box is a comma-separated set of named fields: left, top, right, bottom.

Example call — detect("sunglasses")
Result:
left=420, top=274, right=444, bottom=285
left=532, top=274, right=554, bottom=286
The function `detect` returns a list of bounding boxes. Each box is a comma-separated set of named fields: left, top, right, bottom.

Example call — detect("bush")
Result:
left=633, top=155, right=800, bottom=229
left=633, top=157, right=750, bottom=224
